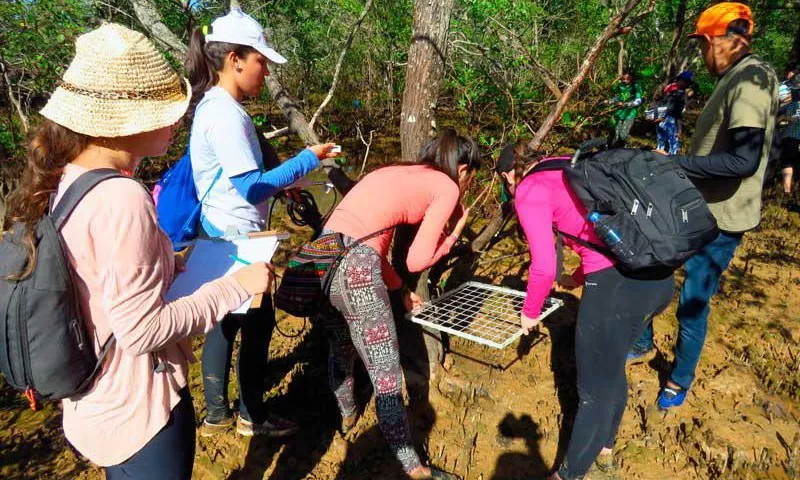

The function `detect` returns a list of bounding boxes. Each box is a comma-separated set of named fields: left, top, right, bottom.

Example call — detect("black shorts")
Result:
left=780, top=137, right=800, bottom=169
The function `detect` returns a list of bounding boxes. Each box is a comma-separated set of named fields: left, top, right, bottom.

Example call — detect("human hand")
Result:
left=232, top=262, right=275, bottom=296
left=174, top=253, right=186, bottom=273
left=520, top=311, right=541, bottom=335
left=308, top=143, right=340, bottom=160
left=402, top=289, right=424, bottom=313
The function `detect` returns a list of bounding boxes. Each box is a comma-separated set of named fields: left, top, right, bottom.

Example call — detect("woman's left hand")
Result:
left=520, top=311, right=541, bottom=335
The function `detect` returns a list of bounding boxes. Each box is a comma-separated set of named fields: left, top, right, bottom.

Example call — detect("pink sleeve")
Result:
left=94, top=182, right=249, bottom=356
left=515, top=179, right=557, bottom=318
left=406, top=180, right=459, bottom=273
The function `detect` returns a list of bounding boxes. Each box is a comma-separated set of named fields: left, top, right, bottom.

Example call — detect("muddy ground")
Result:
left=1, top=143, right=799, bottom=479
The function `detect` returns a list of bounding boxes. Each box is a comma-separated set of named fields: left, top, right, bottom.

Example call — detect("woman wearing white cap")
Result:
left=4, top=24, right=274, bottom=478
left=184, top=9, right=338, bottom=437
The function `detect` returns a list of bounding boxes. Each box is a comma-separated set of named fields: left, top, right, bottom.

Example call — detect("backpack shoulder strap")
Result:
left=51, top=168, right=126, bottom=231
left=554, top=227, right=612, bottom=257
left=523, top=158, right=572, bottom=181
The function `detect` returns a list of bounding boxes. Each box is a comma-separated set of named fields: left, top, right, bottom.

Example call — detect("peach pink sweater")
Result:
left=55, top=164, right=248, bottom=466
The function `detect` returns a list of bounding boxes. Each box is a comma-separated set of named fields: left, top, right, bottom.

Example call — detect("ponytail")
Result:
left=417, top=128, right=481, bottom=183
left=183, top=28, right=258, bottom=127
left=4, top=120, right=90, bottom=279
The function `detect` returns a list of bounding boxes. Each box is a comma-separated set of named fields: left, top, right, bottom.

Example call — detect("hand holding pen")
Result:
left=229, top=254, right=274, bottom=295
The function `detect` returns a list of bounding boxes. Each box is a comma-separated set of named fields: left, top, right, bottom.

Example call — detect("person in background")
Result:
left=778, top=65, right=800, bottom=197
left=629, top=3, right=779, bottom=411
left=3, top=24, right=274, bottom=479
left=606, top=69, right=643, bottom=146
left=494, top=142, right=674, bottom=480
left=315, top=129, right=478, bottom=480
left=184, top=8, right=339, bottom=437
left=656, top=71, right=694, bottom=155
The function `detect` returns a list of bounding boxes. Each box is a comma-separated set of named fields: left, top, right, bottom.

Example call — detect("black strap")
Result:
left=322, top=226, right=395, bottom=294
left=72, top=336, right=117, bottom=396
left=50, top=168, right=125, bottom=230
left=523, top=158, right=571, bottom=181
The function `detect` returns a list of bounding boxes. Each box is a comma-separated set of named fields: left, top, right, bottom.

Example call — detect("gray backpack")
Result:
left=0, top=169, right=120, bottom=409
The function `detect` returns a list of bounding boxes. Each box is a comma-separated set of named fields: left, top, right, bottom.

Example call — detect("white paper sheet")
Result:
left=165, top=236, right=280, bottom=314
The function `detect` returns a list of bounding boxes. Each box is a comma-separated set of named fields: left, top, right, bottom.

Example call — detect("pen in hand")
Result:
left=228, top=254, right=279, bottom=277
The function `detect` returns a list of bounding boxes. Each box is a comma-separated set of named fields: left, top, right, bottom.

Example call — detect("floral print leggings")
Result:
left=316, top=241, right=421, bottom=473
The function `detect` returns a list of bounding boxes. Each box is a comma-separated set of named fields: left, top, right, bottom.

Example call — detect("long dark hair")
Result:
left=416, top=128, right=481, bottom=182
left=184, top=29, right=257, bottom=126
left=3, top=120, right=91, bottom=279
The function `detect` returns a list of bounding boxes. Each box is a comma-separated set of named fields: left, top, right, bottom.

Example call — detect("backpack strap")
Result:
left=51, top=168, right=126, bottom=231
left=522, top=158, right=572, bottom=181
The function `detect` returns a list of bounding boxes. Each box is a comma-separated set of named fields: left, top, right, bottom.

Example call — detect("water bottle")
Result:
left=587, top=212, right=635, bottom=261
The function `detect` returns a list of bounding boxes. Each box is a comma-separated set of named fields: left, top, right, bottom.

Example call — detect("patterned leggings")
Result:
left=316, top=242, right=422, bottom=473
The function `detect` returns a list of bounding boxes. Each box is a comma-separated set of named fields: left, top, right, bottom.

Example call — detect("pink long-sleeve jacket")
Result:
left=514, top=160, right=614, bottom=318
left=55, top=163, right=249, bottom=466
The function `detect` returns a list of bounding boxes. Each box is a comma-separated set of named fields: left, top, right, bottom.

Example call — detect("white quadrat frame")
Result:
left=408, top=282, right=564, bottom=349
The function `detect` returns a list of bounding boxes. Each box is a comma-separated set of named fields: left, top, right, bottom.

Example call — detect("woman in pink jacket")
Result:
left=3, top=24, right=273, bottom=479
left=318, top=129, right=479, bottom=480
left=495, top=142, right=674, bottom=480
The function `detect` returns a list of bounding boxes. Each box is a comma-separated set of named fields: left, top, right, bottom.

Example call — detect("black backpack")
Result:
left=0, top=169, right=120, bottom=409
left=528, top=148, right=719, bottom=273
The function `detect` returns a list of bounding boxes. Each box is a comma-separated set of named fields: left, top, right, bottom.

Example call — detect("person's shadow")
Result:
left=227, top=324, right=338, bottom=480
left=491, top=414, right=548, bottom=479
left=541, top=291, right=581, bottom=470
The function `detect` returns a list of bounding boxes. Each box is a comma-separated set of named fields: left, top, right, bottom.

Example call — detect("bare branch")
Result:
left=355, top=121, right=375, bottom=177
left=0, top=61, right=29, bottom=132
left=489, top=16, right=563, bottom=99
left=309, top=0, right=374, bottom=129
left=263, top=127, right=290, bottom=140
left=130, top=0, right=188, bottom=58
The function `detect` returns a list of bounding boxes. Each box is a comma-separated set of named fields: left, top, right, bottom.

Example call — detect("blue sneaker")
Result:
left=625, top=346, right=654, bottom=364
left=657, top=386, right=687, bottom=410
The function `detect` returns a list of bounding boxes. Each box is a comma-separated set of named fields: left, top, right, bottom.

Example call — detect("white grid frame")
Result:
left=408, top=282, right=563, bottom=349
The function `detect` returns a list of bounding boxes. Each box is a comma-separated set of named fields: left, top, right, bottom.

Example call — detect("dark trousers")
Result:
left=201, top=296, right=275, bottom=424
left=633, top=231, right=743, bottom=389
left=559, top=267, right=674, bottom=479
left=105, top=388, right=195, bottom=480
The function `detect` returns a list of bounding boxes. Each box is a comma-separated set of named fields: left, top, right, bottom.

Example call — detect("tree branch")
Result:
left=130, top=0, right=188, bottom=58
left=309, top=0, right=374, bottom=129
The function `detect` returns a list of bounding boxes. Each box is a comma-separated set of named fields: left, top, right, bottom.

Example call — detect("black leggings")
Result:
left=559, top=267, right=674, bottom=479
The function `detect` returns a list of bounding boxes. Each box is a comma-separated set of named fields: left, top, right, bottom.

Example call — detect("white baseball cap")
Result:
left=205, top=9, right=287, bottom=64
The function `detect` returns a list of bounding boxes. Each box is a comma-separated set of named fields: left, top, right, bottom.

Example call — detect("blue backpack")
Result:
left=154, top=148, right=222, bottom=248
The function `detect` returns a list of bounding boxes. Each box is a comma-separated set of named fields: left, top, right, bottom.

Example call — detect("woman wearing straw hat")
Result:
left=4, top=24, right=274, bottom=479
left=184, top=9, right=339, bottom=438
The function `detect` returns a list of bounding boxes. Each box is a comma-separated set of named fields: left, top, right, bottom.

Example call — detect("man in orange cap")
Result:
left=628, top=2, right=779, bottom=411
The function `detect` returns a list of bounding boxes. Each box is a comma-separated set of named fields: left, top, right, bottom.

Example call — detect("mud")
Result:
left=2, top=196, right=799, bottom=480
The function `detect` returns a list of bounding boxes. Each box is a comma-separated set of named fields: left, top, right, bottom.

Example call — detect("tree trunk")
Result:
left=617, top=38, right=626, bottom=76
left=665, top=0, right=689, bottom=80
left=400, top=0, right=456, bottom=163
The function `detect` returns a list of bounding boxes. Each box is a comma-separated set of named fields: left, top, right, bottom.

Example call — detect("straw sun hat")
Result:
left=41, top=23, right=190, bottom=138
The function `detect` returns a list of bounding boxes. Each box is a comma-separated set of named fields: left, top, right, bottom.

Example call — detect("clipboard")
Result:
left=168, top=231, right=288, bottom=313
